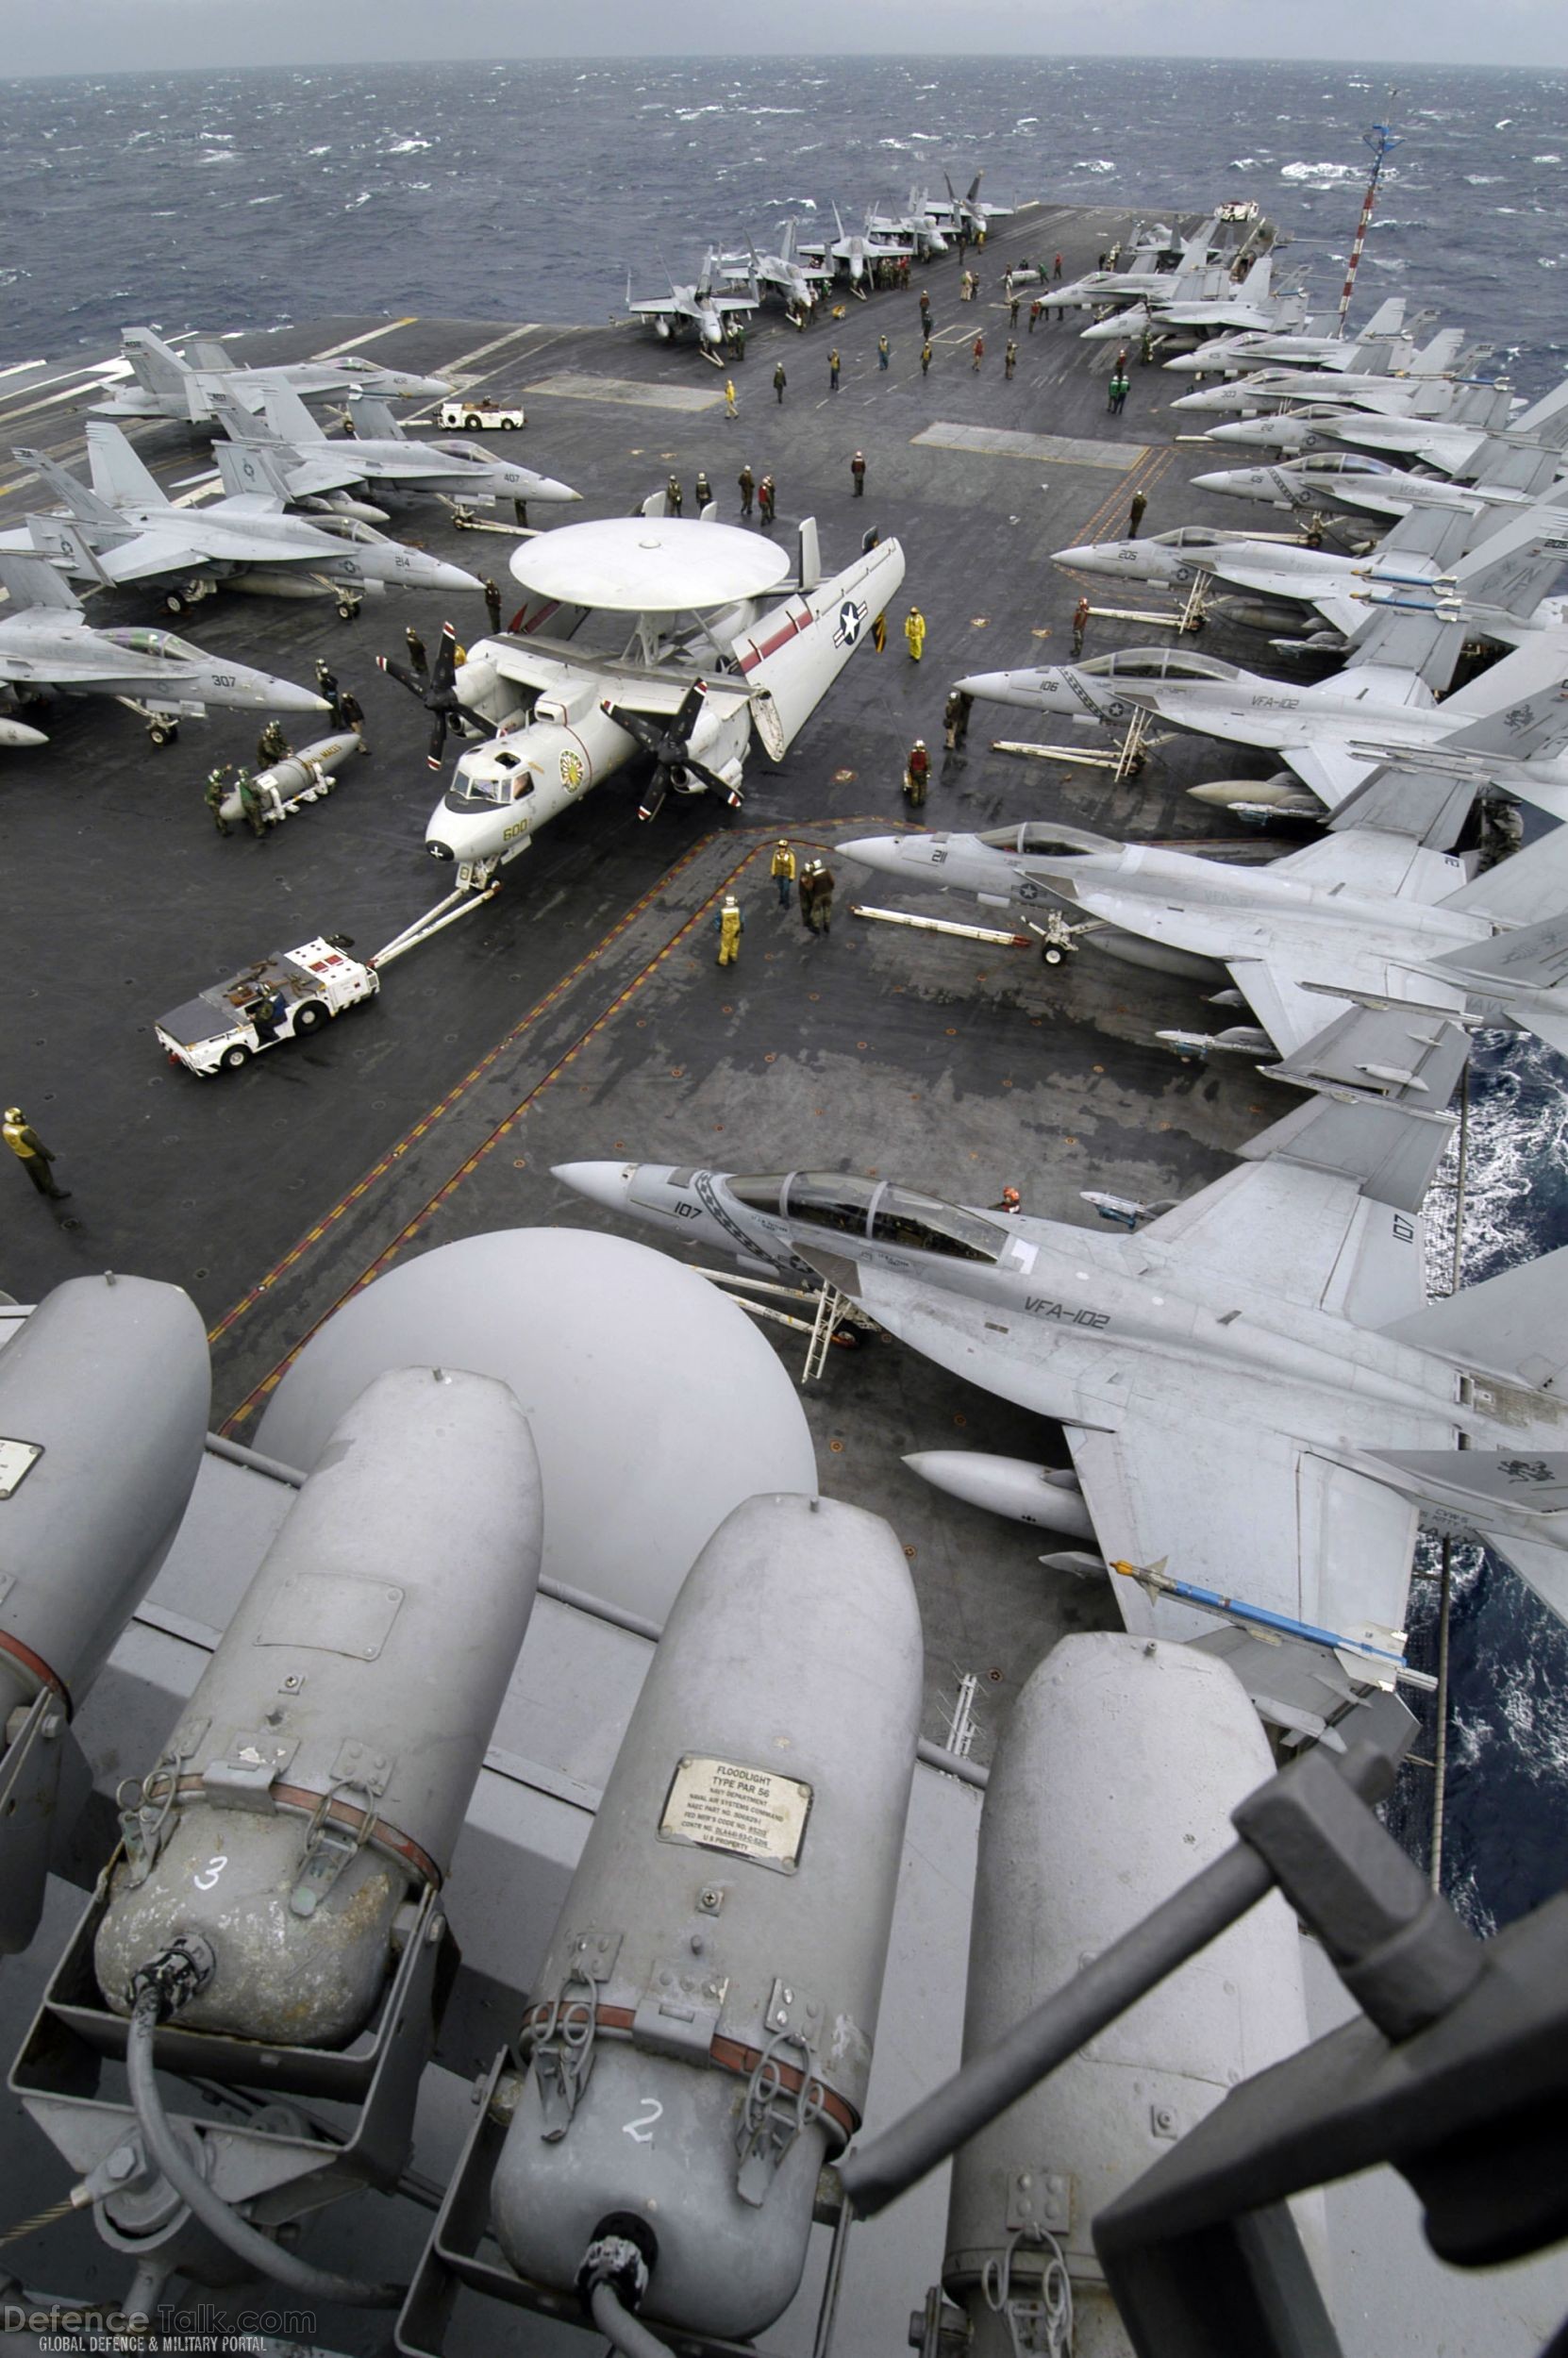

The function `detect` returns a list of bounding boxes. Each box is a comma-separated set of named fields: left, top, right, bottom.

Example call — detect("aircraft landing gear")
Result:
left=336, top=593, right=362, bottom=622
left=146, top=715, right=179, bottom=748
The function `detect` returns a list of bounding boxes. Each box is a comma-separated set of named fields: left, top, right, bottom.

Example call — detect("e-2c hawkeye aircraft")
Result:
left=555, top=1003, right=1568, bottom=1746
left=385, top=512, right=905, bottom=886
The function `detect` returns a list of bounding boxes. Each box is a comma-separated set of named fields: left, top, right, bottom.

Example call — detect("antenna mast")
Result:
left=1338, top=108, right=1401, bottom=333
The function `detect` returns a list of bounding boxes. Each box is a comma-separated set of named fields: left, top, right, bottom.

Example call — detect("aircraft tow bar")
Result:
left=371, top=878, right=501, bottom=972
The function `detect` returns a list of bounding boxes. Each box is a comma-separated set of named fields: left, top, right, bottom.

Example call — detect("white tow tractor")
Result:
left=436, top=395, right=525, bottom=432
left=155, top=935, right=378, bottom=1076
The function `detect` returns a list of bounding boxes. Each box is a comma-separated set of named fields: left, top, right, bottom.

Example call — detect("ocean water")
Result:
left=4, top=54, right=1566, bottom=1925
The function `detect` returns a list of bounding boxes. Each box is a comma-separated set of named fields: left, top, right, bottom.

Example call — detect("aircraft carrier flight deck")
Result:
left=5, top=200, right=1337, bottom=1754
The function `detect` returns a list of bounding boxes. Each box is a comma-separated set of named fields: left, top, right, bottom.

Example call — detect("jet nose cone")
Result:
left=270, top=683, right=335, bottom=713
left=552, top=1159, right=638, bottom=1213
left=427, top=560, right=485, bottom=593
left=530, top=477, right=581, bottom=504
left=954, top=667, right=1047, bottom=706
left=839, top=833, right=911, bottom=875
left=1051, top=543, right=1108, bottom=569
left=1191, top=468, right=1249, bottom=493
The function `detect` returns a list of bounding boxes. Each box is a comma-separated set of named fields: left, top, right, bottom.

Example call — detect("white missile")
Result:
left=1187, top=774, right=1321, bottom=815
left=218, top=731, right=361, bottom=825
left=904, top=1450, right=1095, bottom=1542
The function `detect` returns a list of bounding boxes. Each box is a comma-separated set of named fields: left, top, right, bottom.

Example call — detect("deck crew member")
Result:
left=770, top=839, right=798, bottom=907
left=774, top=360, right=788, bottom=404
left=4, top=1107, right=69, bottom=1202
left=993, top=1186, right=1022, bottom=1214
left=800, top=858, right=835, bottom=934
left=238, top=770, right=268, bottom=840
left=738, top=462, right=755, bottom=517
left=482, top=576, right=503, bottom=633
left=972, top=333, right=985, bottom=370
left=1029, top=297, right=1043, bottom=333
left=1005, top=340, right=1018, bottom=378
left=405, top=624, right=427, bottom=676
left=315, top=660, right=341, bottom=712
left=1127, top=487, right=1148, bottom=537
left=257, top=718, right=291, bottom=768
left=829, top=348, right=841, bottom=390
left=904, top=740, right=930, bottom=807
left=758, top=474, right=776, bottom=527
left=942, top=687, right=971, bottom=750
left=205, top=763, right=234, bottom=835
left=904, top=605, right=926, bottom=663
left=338, top=684, right=368, bottom=751
left=851, top=449, right=867, bottom=497
left=725, top=377, right=738, bottom=418
left=665, top=475, right=683, bottom=515
left=715, top=894, right=744, bottom=966
left=921, top=339, right=933, bottom=376
left=877, top=333, right=891, bottom=371
left=694, top=469, right=712, bottom=509
left=1073, top=594, right=1091, bottom=659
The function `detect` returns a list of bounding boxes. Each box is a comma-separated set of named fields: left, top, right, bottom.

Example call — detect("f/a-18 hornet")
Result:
left=209, top=384, right=580, bottom=514
left=90, top=326, right=450, bottom=426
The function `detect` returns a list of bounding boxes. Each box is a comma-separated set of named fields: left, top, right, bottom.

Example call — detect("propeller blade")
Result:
left=672, top=756, right=732, bottom=796
left=430, top=623, right=459, bottom=697
left=426, top=711, right=449, bottom=771
left=601, top=699, right=665, bottom=757
left=671, top=678, right=708, bottom=740
left=638, top=768, right=670, bottom=823
left=376, top=655, right=425, bottom=697
left=455, top=700, right=494, bottom=740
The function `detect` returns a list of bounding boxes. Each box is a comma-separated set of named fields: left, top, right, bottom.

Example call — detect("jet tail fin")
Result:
left=1442, top=817, right=1568, bottom=923
left=1380, top=1240, right=1568, bottom=1389
left=1376, top=503, right=1474, bottom=566
left=212, top=440, right=292, bottom=503
left=1243, top=1004, right=1466, bottom=1215
left=84, top=421, right=169, bottom=510
left=185, top=336, right=236, bottom=373
left=1409, top=327, right=1467, bottom=376
left=1446, top=506, right=1568, bottom=623
left=262, top=378, right=327, bottom=444
left=208, top=384, right=272, bottom=444
left=1429, top=909, right=1568, bottom=992
left=14, top=443, right=125, bottom=530
left=120, top=326, right=192, bottom=400
left=1510, top=373, right=1568, bottom=454
left=25, top=512, right=116, bottom=581
left=349, top=393, right=402, bottom=440
left=0, top=548, right=83, bottom=612
left=1467, top=436, right=1559, bottom=495
left=1356, top=295, right=1408, bottom=343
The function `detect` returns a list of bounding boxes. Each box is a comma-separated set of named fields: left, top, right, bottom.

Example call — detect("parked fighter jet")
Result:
left=1079, top=250, right=1309, bottom=343
left=720, top=226, right=831, bottom=317
left=1052, top=218, right=1222, bottom=310
left=1053, top=500, right=1567, bottom=646
left=1193, top=443, right=1567, bottom=527
left=626, top=254, right=758, bottom=354
left=959, top=520, right=1568, bottom=811
left=555, top=1016, right=1568, bottom=1743
left=392, top=512, right=904, bottom=885
left=209, top=384, right=580, bottom=513
left=840, top=790, right=1568, bottom=1061
left=1159, top=294, right=1419, bottom=374
left=10, top=425, right=480, bottom=616
left=921, top=172, right=1012, bottom=243
left=795, top=205, right=913, bottom=291
left=1170, top=333, right=1477, bottom=412
left=0, top=550, right=325, bottom=746
left=89, top=326, right=450, bottom=426
left=1226, top=376, right=1566, bottom=479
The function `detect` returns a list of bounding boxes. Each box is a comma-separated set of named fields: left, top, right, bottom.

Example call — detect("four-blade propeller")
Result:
left=600, top=679, right=740, bottom=821
left=377, top=621, right=494, bottom=770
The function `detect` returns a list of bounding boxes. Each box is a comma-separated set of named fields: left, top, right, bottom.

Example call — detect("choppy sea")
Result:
left=5, top=55, right=1566, bottom=1927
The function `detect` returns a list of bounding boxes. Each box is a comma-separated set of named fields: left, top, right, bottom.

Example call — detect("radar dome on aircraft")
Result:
left=508, top=515, right=792, bottom=610
left=255, top=1228, right=817, bottom=1622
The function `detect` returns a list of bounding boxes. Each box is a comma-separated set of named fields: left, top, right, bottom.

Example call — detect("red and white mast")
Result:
left=1338, top=114, right=1401, bottom=333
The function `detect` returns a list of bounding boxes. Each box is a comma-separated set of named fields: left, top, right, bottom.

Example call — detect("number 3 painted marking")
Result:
left=193, top=1854, right=228, bottom=1891
left=623, top=2097, right=663, bottom=2144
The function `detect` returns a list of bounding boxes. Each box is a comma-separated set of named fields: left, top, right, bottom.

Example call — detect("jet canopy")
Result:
left=727, top=1172, right=1011, bottom=1263
left=1078, top=647, right=1242, bottom=684
left=975, top=822, right=1114, bottom=857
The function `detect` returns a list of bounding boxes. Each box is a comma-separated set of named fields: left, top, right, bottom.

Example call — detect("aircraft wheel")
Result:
left=292, top=1002, right=326, bottom=1033
left=337, top=600, right=357, bottom=621
left=164, top=591, right=187, bottom=616
left=147, top=722, right=176, bottom=747
left=220, top=1045, right=249, bottom=1071
left=1042, top=945, right=1064, bottom=965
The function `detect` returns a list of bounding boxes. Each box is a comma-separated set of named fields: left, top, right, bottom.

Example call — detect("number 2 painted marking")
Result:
left=623, top=2097, right=663, bottom=2144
